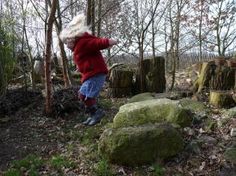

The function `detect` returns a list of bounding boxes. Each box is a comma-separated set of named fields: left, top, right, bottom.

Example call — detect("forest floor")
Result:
left=0, top=70, right=236, bottom=176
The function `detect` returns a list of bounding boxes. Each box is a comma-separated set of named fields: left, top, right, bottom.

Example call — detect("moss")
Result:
left=99, top=123, right=184, bottom=166
left=166, top=107, right=192, bottom=127
left=204, top=118, right=217, bottom=132
left=209, top=91, right=234, bottom=108
left=179, top=98, right=207, bottom=113
left=93, top=158, right=114, bottom=176
left=4, top=169, right=21, bottom=176
left=49, top=155, right=74, bottom=170
left=196, top=62, right=215, bottom=93
left=98, top=98, right=113, bottom=109
left=81, top=126, right=101, bottom=144
left=113, top=99, right=192, bottom=128
left=224, top=148, right=236, bottom=164
left=128, top=92, right=155, bottom=103
left=4, top=155, right=44, bottom=176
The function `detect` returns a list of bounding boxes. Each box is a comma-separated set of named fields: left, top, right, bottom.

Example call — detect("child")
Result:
left=60, top=14, right=117, bottom=126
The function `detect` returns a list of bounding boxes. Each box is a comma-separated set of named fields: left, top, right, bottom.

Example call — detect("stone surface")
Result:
left=179, top=98, right=207, bottom=113
left=98, top=123, right=184, bottom=166
left=128, top=92, right=155, bottom=103
left=113, top=98, right=193, bottom=128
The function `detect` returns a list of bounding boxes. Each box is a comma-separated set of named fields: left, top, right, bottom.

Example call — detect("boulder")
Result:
left=179, top=98, right=207, bottom=113
left=179, top=98, right=208, bottom=124
left=98, top=123, right=184, bottom=166
left=128, top=92, right=155, bottom=103
left=113, top=99, right=193, bottom=128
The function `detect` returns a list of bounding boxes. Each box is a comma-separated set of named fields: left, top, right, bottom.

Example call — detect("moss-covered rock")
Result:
left=179, top=98, right=207, bottom=113
left=128, top=92, right=155, bottom=103
left=98, top=123, right=184, bottom=166
left=113, top=99, right=192, bottom=128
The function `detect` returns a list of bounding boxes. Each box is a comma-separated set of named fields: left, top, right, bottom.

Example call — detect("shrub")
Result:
left=0, top=28, right=16, bottom=96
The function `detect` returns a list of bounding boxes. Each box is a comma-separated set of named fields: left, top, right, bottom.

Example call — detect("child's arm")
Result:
left=108, top=39, right=118, bottom=47
left=85, top=37, right=118, bottom=51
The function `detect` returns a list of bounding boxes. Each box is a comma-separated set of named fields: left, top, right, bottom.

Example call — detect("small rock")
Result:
left=184, top=127, right=195, bottom=136
left=199, top=161, right=206, bottom=171
left=198, top=135, right=218, bottom=146
left=230, top=128, right=236, bottom=137
left=65, top=171, right=77, bottom=176
left=186, top=140, right=201, bottom=154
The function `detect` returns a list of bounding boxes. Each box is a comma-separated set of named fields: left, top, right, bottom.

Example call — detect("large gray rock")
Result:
left=113, top=98, right=193, bottom=128
left=128, top=92, right=155, bottom=103
left=98, top=123, right=184, bottom=166
left=179, top=98, right=207, bottom=113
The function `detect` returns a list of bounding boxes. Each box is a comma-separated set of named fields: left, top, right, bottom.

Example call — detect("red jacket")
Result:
left=73, top=33, right=109, bottom=83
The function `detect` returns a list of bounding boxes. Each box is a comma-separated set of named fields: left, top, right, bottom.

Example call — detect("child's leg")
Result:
left=79, top=93, right=96, bottom=113
left=79, top=74, right=106, bottom=125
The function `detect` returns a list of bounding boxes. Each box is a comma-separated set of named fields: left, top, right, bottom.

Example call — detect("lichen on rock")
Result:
left=98, top=123, right=184, bottom=166
left=113, top=98, right=192, bottom=128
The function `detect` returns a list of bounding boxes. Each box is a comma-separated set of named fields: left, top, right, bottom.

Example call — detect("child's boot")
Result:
left=87, top=108, right=105, bottom=126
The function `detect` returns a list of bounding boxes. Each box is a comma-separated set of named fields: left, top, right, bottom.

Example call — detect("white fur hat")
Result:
left=60, top=14, right=91, bottom=43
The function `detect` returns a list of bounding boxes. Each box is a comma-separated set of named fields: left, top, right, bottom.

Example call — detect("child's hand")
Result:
left=109, top=39, right=118, bottom=46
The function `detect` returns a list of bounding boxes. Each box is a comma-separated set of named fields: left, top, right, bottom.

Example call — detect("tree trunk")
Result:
left=139, top=36, right=145, bottom=93
left=45, top=0, right=58, bottom=115
left=193, top=61, right=216, bottom=93
left=198, top=0, right=203, bottom=62
left=170, top=50, right=176, bottom=90
left=97, top=0, right=102, bottom=37
left=87, top=0, right=95, bottom=34
left=23, top=27, right=36, bottom=90
left=193, top=60, right=236, bottom=93
left=48, top=0, right=72, bottom=88
left=136, top=57, right=166, bottom=93
left=58, top=39, right=72, bottom=87
left=108, top=69, right=133, bottom=97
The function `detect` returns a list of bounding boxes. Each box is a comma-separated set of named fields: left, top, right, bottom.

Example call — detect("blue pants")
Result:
left=79, top=74, right=106, bottom=99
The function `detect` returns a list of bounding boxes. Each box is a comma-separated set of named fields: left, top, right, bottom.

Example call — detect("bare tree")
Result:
left=97, top=0, right=102, bottom=37
left=45, top=0, right=58, bottom=115
left=48, top=0, right=72, bottom=88
left=208, top=0, right=236, bottom=56
left=132, top=0, right=160, bottom=92
left=166, top=0, right=189, bottom=90
left=87, top=0, right=95, bottom=34
left=16, top=0, right=37, bottom=89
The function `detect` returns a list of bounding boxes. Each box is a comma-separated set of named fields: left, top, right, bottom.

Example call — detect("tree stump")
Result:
left=193, top=60, right=236, bottom=93
left=209, top=90, right=235, bottom=108
left=193, top=61, right=215, bottom=92
left=135, top=57, right=166, bottom=93
left=210, top=66, right=235, bottom=90
left=108, top=69, right=133, bottom=97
